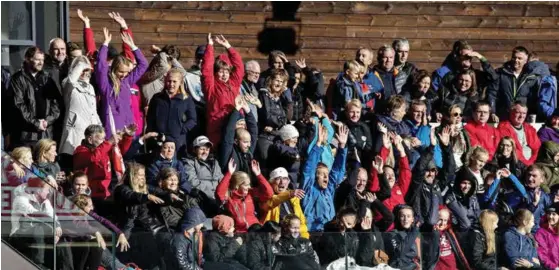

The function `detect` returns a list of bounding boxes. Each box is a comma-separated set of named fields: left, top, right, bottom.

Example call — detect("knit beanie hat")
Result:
left=212, top=215, right=234, bottom=234
left=279, top=125, right=299, bottom=141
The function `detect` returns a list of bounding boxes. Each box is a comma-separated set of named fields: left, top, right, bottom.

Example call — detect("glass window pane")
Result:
left=1, top=2, right=33, bottom=41
left=1, top=45, right=31, bottom=73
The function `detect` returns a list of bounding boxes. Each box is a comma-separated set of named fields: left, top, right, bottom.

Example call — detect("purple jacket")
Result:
left=538, top=126, right=559, bottom=144
left=95, top=45, right=148, bottom=138
left=534, top=222, right=559, bottom=269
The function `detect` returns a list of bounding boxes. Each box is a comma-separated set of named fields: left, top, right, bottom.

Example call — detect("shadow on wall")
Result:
left=257, top=1, right=301, bottom=55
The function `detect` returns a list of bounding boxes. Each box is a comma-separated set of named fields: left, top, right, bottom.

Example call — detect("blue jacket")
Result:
left=307, top=116, right=335, bottom=170
left=432, top=65, right=452, bottom=92
left=332, top=74, right=377, bottom=120
left=403, top=120, right=442, bottom=168
left=301, top=145, right=347, bottom=231
left=503, top=227, right=539, bottom=269
left=523, top=188, right=551, bottom=233
left=538, top=74, right=558, bottom=118
left=147, top=154, right=192, bottom=193
left=146, top=92, right=197, bottom=153
left=481, top=174, right=528, bottom=210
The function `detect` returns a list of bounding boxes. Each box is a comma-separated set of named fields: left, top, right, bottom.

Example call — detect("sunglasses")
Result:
left=452, top=112, right=463, bottom=117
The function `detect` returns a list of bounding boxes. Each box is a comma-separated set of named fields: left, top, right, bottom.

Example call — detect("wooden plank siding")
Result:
left=69, top=1, right=559, bottom=81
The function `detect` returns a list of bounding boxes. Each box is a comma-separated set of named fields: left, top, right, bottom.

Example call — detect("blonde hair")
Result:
left=12, top=146, right=32, bottom=163
left=109, top=55, right=133, bottom=97
left=480, top=210, right=498, bottom=255
left=166, top=68, right=188, bottom=100
left=265, top=69, right=289, bottom=95
left=70, top=55, right=92, bottom=73
left=33, top=139, right=56, bottom=163
left=126, top=162, right=147, bottom=194
left=346, top=99, right=362, bottom=110
left=344, top=60, right=361, bottom=73
left=466, top=146, right=489, bottom=167
left=513, top=209, right=533, bottom=229
left=230, top=171, right=250, bottom=190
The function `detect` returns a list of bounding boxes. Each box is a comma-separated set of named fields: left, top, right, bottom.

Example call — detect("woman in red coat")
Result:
left=201, top=33, right=244, bottom=147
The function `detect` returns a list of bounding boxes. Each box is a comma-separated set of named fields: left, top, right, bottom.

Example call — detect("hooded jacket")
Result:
left=147, top=154, right=192, bottom=193
left=444, top=168, right=481, bottom=231
left=534, top=217, right=559, bottom=270
left=171, top=207, right=206, bottom=270
left=488, top=61, right=545, bottom=119
left=95, top=45, right=148, bottom=139
left=59, top=60, right=102, bottom=155
left=331, top=73, right=376, bottom=120
left=538, top=72, right=558, bottom=119
left=503, top=226, right=539, bottom=269
left=272, top=235, right=320, bottom=270
left=201, top=44, right=244, bottom=147
left=498, top=120, right=541, bottom=165
left=215, top=172, right=274, bottom=233
left=535, top=141, right=559, bottom=192
left=301, top=146, right=347, bottom=232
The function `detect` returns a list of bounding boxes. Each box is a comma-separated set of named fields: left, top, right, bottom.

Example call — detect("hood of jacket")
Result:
left=504, top=226, right=536, bottom=258
left=454, top=167, right=479, bottom=198
left=536, top=141, right=559, bottom=166
left=525, top=60, right=551, bottom=77
left=181, top=206, right=206, bottom=232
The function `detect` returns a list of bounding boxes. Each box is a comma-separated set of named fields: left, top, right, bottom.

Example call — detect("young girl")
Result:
left=431, top=206, right=472, bottom=270
left=215, top=159, right=274, bottom=233
left=470, top=209, right=499, bottom=270
left=273, top=214, right=320, bottom=269
left=383, top=205, right=421, bottom=270
left=534, top=203, right=559, bottom=269
left=503, top=209, right=541, bottom=269
left=5, top=146, right=34, bottom=186
left=95, top=28, right=147, bottom=139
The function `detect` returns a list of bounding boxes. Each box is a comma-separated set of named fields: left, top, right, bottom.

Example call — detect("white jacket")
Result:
left=10, top=184, right=58, bottom=236
left=59, top=60, right=101, bottom=155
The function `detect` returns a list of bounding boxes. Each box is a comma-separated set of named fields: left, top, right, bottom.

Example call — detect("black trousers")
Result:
left=71, top=239, right=103, bottom=270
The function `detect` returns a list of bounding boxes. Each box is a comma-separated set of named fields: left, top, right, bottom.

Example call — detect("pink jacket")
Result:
left=534, top=219, right=559, bottom=270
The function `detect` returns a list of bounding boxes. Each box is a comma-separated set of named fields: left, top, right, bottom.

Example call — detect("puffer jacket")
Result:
left=469, top=227, right=498, bottom=270
left=59, top=60, right=102, bottom=155
left=444, top=168, right=481, bottom=231
left=488, top=61, right=545, bottom=119
left=147, top=154, right=192, bottom=193
left=215, top=172, right=274, bottom=233
left=183, top=156, right=223, bottom=199
left=535, top=141, right=559, bottom=192
left=395, top=62, right=418, bottom=93
left=503, top=226, right=539, bottom=269
left=245, top=233, right=275, bottom=270
left=534, top=218, right=559, bottom=270
left=10, top=67, right=61, bottom=144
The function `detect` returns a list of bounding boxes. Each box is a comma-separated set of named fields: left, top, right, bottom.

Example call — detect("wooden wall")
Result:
left=69, top=1, right=559, bottom=81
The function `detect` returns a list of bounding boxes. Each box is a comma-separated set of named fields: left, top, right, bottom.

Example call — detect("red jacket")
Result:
left=215, top=171, right=273, bottom=233
left=73, top=135, right=132, bottom=198
left=497, top=121, right=541, bottom=165
left=464, top=121, right=500, bottom=159
left=201, top=44, right=244, bottom=147
left=369, top=146, right=411, bottom=213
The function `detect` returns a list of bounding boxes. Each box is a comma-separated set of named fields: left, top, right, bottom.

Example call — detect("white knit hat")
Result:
left=269, top=167, right=289, bottom=181
left=278, top=125, right=299, bottom=141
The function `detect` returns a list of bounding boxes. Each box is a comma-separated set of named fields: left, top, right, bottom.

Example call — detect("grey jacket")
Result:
left=183, top=157, right=223, bottom=199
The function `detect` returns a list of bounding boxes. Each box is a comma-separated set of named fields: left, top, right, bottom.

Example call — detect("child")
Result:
left=331, top=60, right=376, bottom=120
left=170, top=207, right=207, bottom=270
left=272, top=214, right=320, bottom=269
left=301, top=124, right=348, bottom=231
left=215, top=159, right=274, bottom=233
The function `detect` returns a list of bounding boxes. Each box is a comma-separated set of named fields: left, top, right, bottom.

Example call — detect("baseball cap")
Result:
left=269, top=167, right=289, bottom=180
left=193, top=136, right=213, bottom=148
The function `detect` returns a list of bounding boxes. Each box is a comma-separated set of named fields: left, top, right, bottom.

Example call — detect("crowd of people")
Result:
left=2, top=9, right=559, bottom=270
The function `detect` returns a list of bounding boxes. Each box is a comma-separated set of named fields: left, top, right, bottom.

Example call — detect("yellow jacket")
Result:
left=260, top=191, right=310, bottom=239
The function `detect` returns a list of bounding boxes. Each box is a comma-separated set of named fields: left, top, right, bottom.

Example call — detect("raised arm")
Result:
left=215, top=34, right=244, bottom=86
left=328, top=125, right=349, bottom=192
left=77, top=9, right=96, bottom=59
left=216, top=159, right=236, bottom=203
left=95, top=28, right=112, bottom=96
left=201, top=34, right=216, bottom=99
left=120, top=32, right=148, bottom=85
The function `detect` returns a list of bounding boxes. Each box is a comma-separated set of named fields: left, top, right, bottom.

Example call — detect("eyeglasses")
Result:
left=452, top=112, right=463, bottom=117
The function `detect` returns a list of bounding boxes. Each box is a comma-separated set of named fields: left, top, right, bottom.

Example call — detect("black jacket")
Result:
left=9, top=68, right=60, bottom=144
left=272, top=235, right=320, bottom=270
left=245, top=233, right=275, bottom=270
left=469, top=228, right=498, bottom=270
left=203, top=231, right=245, bottom=264
left=437, top=83, right=480, bottom=121
left=488, top=61, right=546, bottom=119
left=155, top=189, right=198, bottom=231
left=444, top=168, right=481, bottom=231
left=318, top=223, right=381, bottom=267
left=146, top=92, right=197, bottom=153
left=344, top=119, right=373, bottom=164
left=383, top=226, right=420, bottom=270
left=439, top=58, right=498, bottom=95
left=267, top=141, right=301, bottom=186
left=258, top=89, right=288, bottom=133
